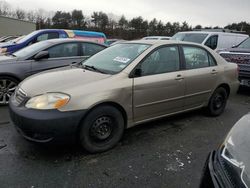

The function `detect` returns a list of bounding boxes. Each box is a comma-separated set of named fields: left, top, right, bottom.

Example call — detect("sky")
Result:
left=5, top=0, right=250, bottom=27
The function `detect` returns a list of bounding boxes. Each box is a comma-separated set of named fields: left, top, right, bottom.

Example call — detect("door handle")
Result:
left=175, top=74, right=184, bottom=81
left=211, top=69, right=218, bottom=75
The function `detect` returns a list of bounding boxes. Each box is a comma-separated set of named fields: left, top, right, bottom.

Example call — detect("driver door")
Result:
left=31, top=42, right=83, bottom=75
left=133, top=45, right=185, bottom=123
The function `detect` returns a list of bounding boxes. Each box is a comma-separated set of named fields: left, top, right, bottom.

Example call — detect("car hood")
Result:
left=19, top=67, right=112, bottom=97
left=0, top=55, right=16, bottom=63
left=224, top=113, right=250, bottom=186
left=222, top=48, right=250, bottom=53
left=0, top=41, right=15, bottom=48
left=0, top=42, right=16, bottom=48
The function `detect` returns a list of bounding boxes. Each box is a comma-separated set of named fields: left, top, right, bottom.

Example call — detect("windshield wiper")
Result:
left=82, top=65, right=106, bottom=74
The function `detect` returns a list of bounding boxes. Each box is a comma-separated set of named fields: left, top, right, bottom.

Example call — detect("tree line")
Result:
left=1, top=0, right=250, bottom=39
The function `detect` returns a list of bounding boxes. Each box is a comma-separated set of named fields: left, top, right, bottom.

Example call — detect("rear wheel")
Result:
left=0, top=76, right=18, bottom=105
left=207, top=87, right=228, bottom=116
left=79, top=105, right=125, bottom=153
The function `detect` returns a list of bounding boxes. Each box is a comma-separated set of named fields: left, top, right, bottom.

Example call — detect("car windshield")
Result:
left=171, top=33, right=208, bottom=43
left=13, top=41, right=50, bottom=58
left=83, top=43, right=151, bottom=74
left=238, top=38, right=250, bottom=49
left=15, top=30, right=40, bottom=44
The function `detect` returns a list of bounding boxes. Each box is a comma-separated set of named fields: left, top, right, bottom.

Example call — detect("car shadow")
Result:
left=238, top=86, right=250, bottom=96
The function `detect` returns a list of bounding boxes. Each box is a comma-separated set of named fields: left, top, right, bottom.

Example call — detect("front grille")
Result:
left=220, top=52, right=250, bottom=65
left=14, top=87, right=28, bottom=105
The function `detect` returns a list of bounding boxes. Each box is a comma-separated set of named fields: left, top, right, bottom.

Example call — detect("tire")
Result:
left=207, top=87, right=228, bottom=116
left=0, top=76, right=19, bottom=105
left=79, top=105, right=125, bottom=153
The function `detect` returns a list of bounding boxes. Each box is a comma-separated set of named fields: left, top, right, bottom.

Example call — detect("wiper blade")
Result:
left=70, top=62, right=81, bottom=68
left=82, top=65, right=106, bottom=74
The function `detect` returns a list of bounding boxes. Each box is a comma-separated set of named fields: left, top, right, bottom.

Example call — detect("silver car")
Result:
left=0, top=38, right=107, bottom=104
left=9, top=40, right=239, bottom=153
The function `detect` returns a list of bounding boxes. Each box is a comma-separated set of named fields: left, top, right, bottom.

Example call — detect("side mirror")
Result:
left=34, top=51, right=49, bottom=61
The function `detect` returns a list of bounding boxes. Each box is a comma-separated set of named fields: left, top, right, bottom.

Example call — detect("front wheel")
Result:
left=0, top=76, right=19, bottom=105
left=79, top=105, right=125, bottom=153
left=207, top=87, right=228, bottom=116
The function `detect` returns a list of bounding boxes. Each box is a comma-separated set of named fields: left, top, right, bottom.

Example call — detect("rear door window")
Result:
left=183, top=46, right=210, bottom=69
left=47, top=43, right=79, bottom=58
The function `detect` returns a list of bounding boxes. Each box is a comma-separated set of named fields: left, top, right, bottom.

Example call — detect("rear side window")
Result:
left=82, top=43, right=105, bottom=56
left=37, top=32, right=59, bottom=42
left=183, top=46, right=209, bottom=69
left=47, top=43, right=78, bottom=58
left=205, top=35, right=218, bottom=50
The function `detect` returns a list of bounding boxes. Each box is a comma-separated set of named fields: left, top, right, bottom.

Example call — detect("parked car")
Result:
left=0, top=35, right=19, bottom=43
left=0, top=29, right=107, bottom=54
left=0, top=39, right=107, bottom=104
left=171, top=31, right=248, bottom=51
left=106, top=39, right=124, bottom=45
left=0, top=36, right=25, bottom=48
left=110, top=40, right=127, bottom=46
left=200, top=113, right=250, bottom=188
left=219, top=37, right=250, bottom=87
left=142, top=36, right=171, bottom=40
left=9, top=40, right=239, bottom=153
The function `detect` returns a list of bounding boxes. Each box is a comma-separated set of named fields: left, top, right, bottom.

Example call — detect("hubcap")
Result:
left=213, top=94, right=224, bottom=109
left=90, top=116, right=113, bottom=141
left=0, top=79, right=17, bottom=104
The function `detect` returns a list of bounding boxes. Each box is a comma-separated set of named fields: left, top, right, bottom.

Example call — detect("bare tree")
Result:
left=15, top=8, right=26, bottom=20
left=0, top=0, right=11, bottom=16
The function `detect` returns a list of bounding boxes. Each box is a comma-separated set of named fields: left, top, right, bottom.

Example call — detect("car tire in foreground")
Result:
left=0, top=76, right=18, bottom=105
left=79, top=105, right=125, bottom=153
left=207, top=87, right=228, bottom=116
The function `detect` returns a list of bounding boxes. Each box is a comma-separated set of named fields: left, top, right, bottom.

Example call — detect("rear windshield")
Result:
left=171, top=33, right=208, bottom=44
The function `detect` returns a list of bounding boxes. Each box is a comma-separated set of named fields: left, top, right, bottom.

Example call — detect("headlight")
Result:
left=25, top=93, right=70, bottom=110
left=221, top=136, right=243, bottom=167
left=0, top=48, right=7, bottom=54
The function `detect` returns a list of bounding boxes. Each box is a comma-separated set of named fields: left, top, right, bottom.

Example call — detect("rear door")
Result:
left=181, top=45, right=219, bottom=109
left=133, top=45, right=185, bottom=123
left=31, top=42, right=82, bottom=74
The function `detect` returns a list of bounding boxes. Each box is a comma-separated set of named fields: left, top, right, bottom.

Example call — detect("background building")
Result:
left=0, top=15, right=35, bottom=37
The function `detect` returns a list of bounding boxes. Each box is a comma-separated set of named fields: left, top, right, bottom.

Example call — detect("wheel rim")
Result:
left=0, top=79, right=17, bottom=104
left=90, top=116, right=113, bottom=141
left=213, top=93, right=225, bottom=110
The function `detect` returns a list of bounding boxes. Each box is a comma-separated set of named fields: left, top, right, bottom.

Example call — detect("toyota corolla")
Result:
left=9, top=40, right=239, bottom=153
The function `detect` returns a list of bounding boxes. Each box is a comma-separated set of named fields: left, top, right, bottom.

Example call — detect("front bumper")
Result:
left=9, top=96, right=86, bottom=143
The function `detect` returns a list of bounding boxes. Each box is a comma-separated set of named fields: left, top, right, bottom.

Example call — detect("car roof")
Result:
left=39, top=38, right=108, bottom=47
left=143, top=36, right=170, bottom=38
left=176, top=31, right=249, bottom=37
left=123, top=39, right=205, bottom=47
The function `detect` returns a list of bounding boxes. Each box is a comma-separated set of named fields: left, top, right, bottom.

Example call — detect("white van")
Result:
left=171, top=31, right=249, bottom=51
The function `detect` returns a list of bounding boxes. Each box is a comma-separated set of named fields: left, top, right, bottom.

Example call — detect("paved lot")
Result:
left=0, top=88, right=250, bottom=188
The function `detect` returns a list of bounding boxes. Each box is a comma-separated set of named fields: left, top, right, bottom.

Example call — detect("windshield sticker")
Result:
left=113, top=56, right=130, bottom=63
